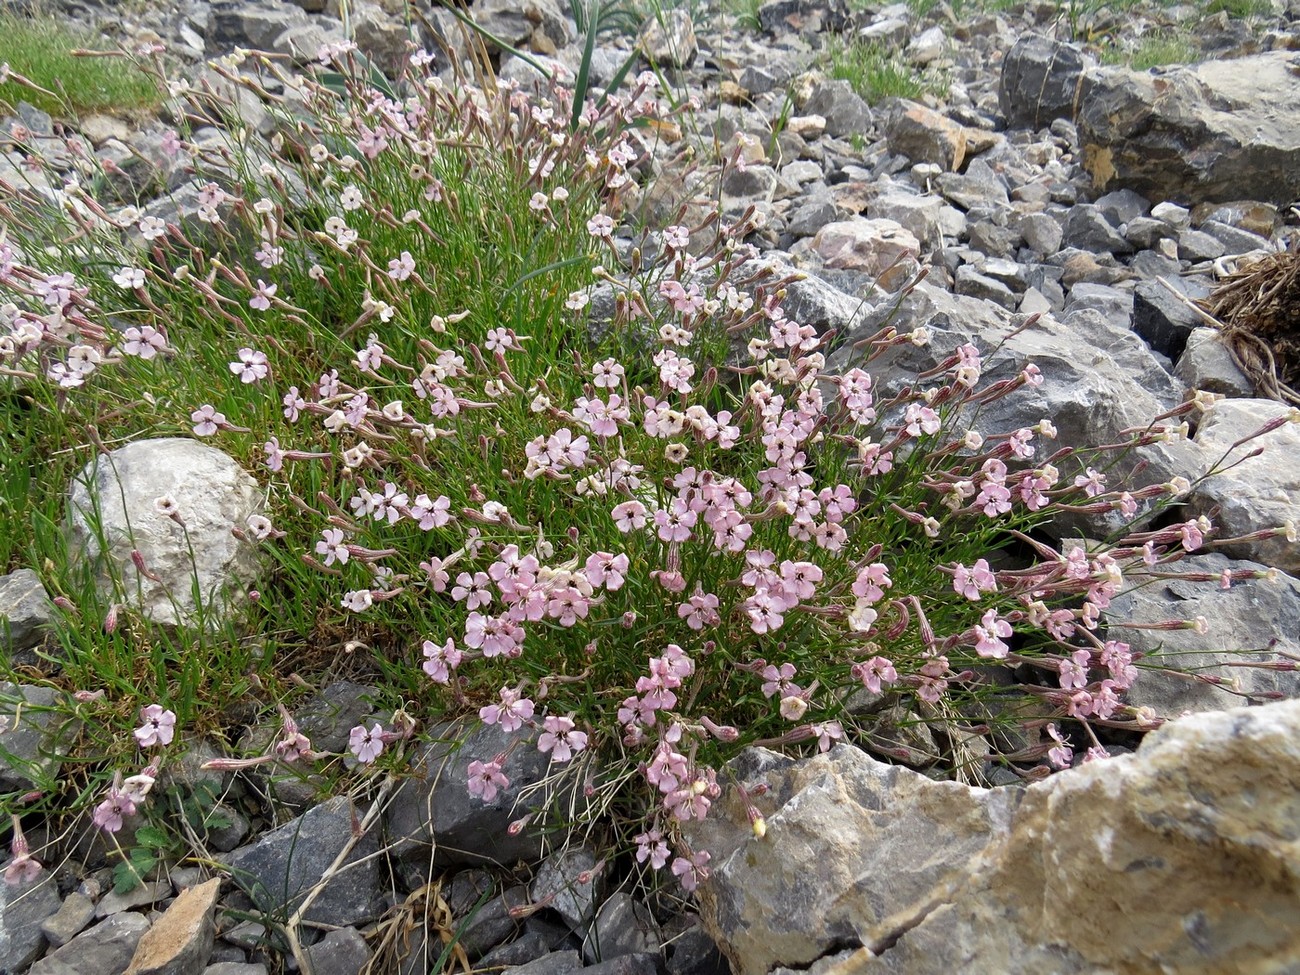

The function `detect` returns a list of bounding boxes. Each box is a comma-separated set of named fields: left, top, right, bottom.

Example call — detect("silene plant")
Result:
left=0, top=39, right=1295, bottom=892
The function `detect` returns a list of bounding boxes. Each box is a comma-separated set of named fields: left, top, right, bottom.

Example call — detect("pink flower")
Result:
left=537, top=715, right=588, bottom=762
left=249, top=280, right=277, bottom=311
left=852, top=562, right=892, bottom=603
left=229, top=348, right=269, bottom=384
left=190, top=404, right=226, bottom=437
left=479, top=686, right=535, bottom=733
left=547, top=587, right=591, bottom=627
left=677, top=589, right=720, bottom=631
left=670, top=850, right=710, bottom=892
left=973, top=609, right=1013, bottom=659
left=851, top=656, right=897, bottom=694
left=388, top=251, right=416, bottom=280
left=1045, top=724, right=1073, bottom=769
left=467, top=758, right=510, bottom=802
left=134, top=704, right=177, bottom=747
left=421, top=638, right=462, bottom=683
left=92, top=787, right=137, bottom=833
left=315, top=528, right=349, bottom=566
left=952, top=559, right=997, bottom=600
left=583, top=552, right=629, bottom=591
left=611, top=500, right=647, bottom=532
left=1058, top=649, right=1091, bottom=690
left=452, top=571, right=493, bottom=610
left=121, top=325, right=168, bottom=360
left=634, top=829, right=670, bottom=869
left=349, top=723, right=385, bottom=764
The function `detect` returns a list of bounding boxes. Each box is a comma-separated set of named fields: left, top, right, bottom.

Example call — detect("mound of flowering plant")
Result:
left=1, top=42, right=1294, bottom=891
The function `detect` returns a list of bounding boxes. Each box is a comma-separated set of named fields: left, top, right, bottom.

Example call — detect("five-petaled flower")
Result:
left=134, top=704, right=177, bottom=748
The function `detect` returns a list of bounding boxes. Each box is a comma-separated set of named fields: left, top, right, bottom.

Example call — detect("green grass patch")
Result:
left=0, top=11, right=161, bottom=118
left=1102, top=32, right=1201, bottom=69
left=825, top=38, right=938, bottom=105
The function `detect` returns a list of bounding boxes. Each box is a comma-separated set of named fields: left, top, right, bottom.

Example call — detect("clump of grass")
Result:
left=1203, top=0, right=1272, bottom=17
left=1, top=27, right=1293, bottom=945
left=825, top=38, right=937, bottom=105
left=0, top=11, right=160, bottom=118
left=722, top=0, right=763, bottom=32
left=1102, top=32, right=1200, bottom=69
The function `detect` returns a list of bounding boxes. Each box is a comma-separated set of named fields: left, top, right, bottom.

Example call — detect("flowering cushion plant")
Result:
left=0, top=42, right=1295, bottom=890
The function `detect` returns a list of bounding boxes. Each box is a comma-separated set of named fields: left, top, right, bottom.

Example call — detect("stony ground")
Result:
left=2, top=0, right=1300, bottom=973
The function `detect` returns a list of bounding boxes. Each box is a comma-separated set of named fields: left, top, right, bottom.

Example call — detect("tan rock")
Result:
left=884, top=101, right=968, bottom=172
left=124, top=878, right=220, bottom=975
left=688, top=700, right=1300, bottom=975
left=809, top=218, right=921, bottom=291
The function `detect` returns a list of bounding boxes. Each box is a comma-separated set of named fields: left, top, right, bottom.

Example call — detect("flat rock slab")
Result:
left=221, top=797, right=382, bottom=926
left=125, top=877, right=221, bottom=975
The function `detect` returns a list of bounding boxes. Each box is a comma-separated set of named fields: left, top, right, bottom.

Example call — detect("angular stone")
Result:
left=0, top=683, right=78, bottom=792
left=1106, top=552, right=1300, bottom=715
left=0, top=568, right=53, bottom=659
left=1174, top=327, right=1256, bottom=397
left=0, top=868, right=63, bottom=969
left=302, top=926, right=371, bottom=975
left=124, top=877, right=220, bottom=975
left=503, top=950, right=582, bottom=975
left=532, top=847, right=604, bottom=931
left=42, top=891, right=97, bottom=948
left=933, top=158, right=1009, bottom=210
left=31, top=912, right=152, bottom=975
left=96, top=882, right=170, bottom=918
left=384, top=720, right=579, bottom=868
left=1015, top=211, right=1063, bottom=257
left=1177, top=228, right=1227, bottom=263
left=802, top=80, right=872, bottom=140
left=1187, top=399, right=1300, bottom=573
left=689, top=700, right=1300, bottom=974
left=582, top=893, right=662, bottom=964
left=1062, top=204, right=1132, bottom=254
left=1132, top=278, right=1205, bottom=360
left=808, top=218, right=920, bottom=291
left=866, top=191, right=943, bottom=250
left=1079, top=53, right=1300, bottom=206
left=884, top=101, right=967, bottom=171
left=64, top=438, right=265, bottom=629
left=637, top=9, right=696, bottom=67
left=221, top=796, right=383, bottom=926
left=998, top=35, right=1093, bottom=130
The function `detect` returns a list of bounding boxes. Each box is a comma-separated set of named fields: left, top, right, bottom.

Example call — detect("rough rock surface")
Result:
left=1187, top=399, right=1300, bottom=573
left=687, top=700, right=1300, bottom=974
left=1078, top=53, right=1300, bottom=205
left=64, top=438, right=265, bottom=628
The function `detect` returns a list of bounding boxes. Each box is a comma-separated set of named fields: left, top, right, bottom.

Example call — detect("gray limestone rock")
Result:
left=0, top=567, right=54, bottom=662
left=0, top=682, right=78, bottom=792
left=1175, top=327, right=1256, bottom=397
left=1187, top=398, right=1300, bottom=573
left=1079, top=53, right=1300, bottom=205
left=687, top=700, right=1300, bottom=974
left=42, top=891, right=97, bottom=949
left=302, top=927, right=371, bottom=975
left=0, top=868, right=63, bottom=970
left=30, top=912, right=152, bottom=975
left=221, top=796, right=384, bottom=926
left=998, top=34, right=1093, bottom=130
left=384, top=720, right=582, bottom=868
left=1106, top=552, right=1300, bottom=716
left=64, top=438, right=265, bottom=629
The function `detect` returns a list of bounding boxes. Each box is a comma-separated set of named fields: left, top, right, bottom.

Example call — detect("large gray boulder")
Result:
left=64, top=438, right=265, bottom=629
left=1186, top=399, right=1300, bottom=574
left=998, top=35, right=1093, bottom=131
left=1078, top=52, right=1300, bottom=206
left=686, top=699, right=1300, bottom=974
left=1106, top=552, right=1300, bottom=716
